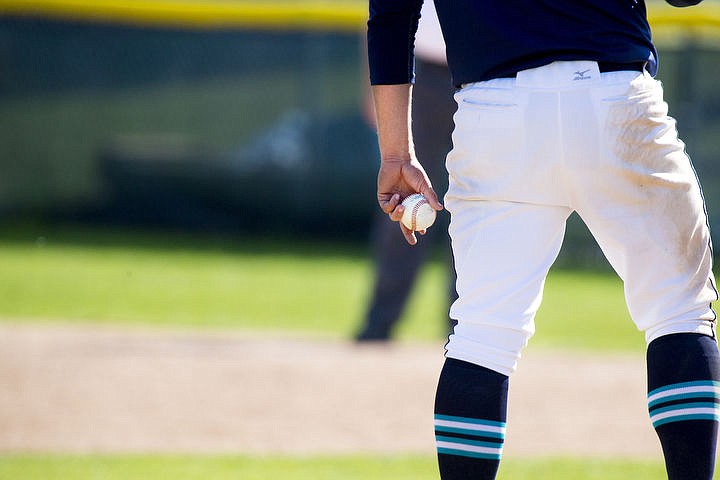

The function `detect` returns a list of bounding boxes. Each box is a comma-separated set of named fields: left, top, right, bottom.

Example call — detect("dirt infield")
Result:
left=0, top=322, right=662, bottom=459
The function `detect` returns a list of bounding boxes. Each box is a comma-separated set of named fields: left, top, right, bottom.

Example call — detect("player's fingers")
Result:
left=400, top=223, right=417, bottom=245
left=403, top=162, right=443, bottom=211
left=388, top=204, right=405, bottom=222
left=420, top=186, right=443, bottom=211
left=378, top=193, right=401, bottom=214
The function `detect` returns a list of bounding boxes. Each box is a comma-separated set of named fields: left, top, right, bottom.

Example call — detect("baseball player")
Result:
left=367, top=1, right=719, bottom=479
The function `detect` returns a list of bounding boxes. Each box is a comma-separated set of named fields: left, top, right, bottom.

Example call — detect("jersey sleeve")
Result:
left=367, top=0, right=423, bottom=85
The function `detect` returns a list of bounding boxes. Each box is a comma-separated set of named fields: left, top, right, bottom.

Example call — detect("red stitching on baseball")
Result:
left=412, top=198, right=428, bottom=231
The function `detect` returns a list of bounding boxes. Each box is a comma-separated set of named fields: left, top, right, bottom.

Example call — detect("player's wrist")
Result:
left=379, top=152, right=413, bottom=166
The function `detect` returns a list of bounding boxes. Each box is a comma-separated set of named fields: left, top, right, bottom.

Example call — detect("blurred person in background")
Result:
left=355, top=1, right=458, bottom=342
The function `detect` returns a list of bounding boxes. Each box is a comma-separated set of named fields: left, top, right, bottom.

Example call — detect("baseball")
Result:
left=401, top=193, right=437, bottom=231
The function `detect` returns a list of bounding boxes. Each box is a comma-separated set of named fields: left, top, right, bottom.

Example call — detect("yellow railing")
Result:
left=650, top=3, right=720, bottom=44
left=651, top=2, right=720, bottom=26
left=0, top=0, right=368, bottom=31
left=0, top=0, right=719, bottom=41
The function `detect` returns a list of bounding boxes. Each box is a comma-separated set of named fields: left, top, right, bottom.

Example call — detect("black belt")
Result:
left=597, top=61, right=646, bottom=73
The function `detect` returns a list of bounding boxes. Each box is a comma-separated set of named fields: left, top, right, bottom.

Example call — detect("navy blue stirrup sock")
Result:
left=647, top=333, right=720, bottom=480
left=434, top=358, right=509, bottom=480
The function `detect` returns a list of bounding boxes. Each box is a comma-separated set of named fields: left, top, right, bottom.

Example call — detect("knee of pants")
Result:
left=444, top=320, right=535, bottom=376
left=643, top=316, right=717, bottom=345
left=623, top=272, right=718, bottom=345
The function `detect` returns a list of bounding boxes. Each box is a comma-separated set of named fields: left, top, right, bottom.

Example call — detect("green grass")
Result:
left=0, top=454, right=667, bottom=480
left=0, top=226, right=372, bottom=333
left=0, top=225, right=645, bottom=350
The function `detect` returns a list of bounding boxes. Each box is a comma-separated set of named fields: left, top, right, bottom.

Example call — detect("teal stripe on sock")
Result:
left=435, top=435, right=504, bottom=449
left=653, top=413, right=720, bottom=428
left=648, top=380, right=720, bottom=398
left=650, top=402, right=719, bottom=416
left=437, top=447, right=502, bottom=460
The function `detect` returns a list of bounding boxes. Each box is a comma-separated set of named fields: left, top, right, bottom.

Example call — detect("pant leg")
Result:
left=445, top=73, right=572, bottom=375
left=445, top=199, right=571, bottom=375
left=570, top=72, right=717, bottom=341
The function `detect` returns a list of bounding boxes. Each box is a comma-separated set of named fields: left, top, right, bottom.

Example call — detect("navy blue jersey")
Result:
left=368, top=0, right=701, bottom=87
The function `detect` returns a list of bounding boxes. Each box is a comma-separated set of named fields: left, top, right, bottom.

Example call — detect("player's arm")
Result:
left=372, top=83, right=441, bottom=245
left=367, top=0, right=442, bottom=245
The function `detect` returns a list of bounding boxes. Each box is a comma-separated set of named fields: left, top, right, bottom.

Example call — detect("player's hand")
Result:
left=377, top=155, right=443, bottom=245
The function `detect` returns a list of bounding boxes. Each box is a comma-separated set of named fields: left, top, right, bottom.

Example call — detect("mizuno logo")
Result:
left=573, top=69, right=592, bottom=81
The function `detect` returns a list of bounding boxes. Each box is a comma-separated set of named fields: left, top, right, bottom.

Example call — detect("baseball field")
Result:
left=3, top=0, right=720, bottom=477
left=0, top=224, right=685, bottom=479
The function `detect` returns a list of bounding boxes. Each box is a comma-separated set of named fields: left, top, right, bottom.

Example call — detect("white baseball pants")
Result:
left=444, top=60, right=717, bottom=376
